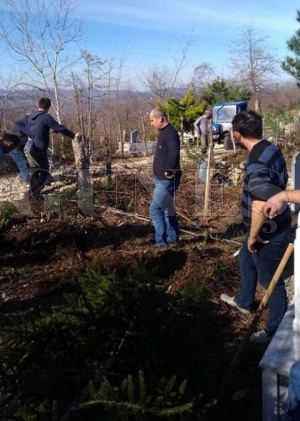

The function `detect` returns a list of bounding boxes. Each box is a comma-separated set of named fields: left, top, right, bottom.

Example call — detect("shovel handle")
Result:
left=218, top=242, right=294, bottom=400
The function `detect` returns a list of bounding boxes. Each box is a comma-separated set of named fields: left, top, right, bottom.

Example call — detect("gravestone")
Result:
left=129, top=129, right=138, bottom=154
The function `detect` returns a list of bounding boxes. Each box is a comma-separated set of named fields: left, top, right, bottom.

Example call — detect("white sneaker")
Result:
left=250, top=329, right=272, bottom=345
left=220, top=294, right=250, bottom=315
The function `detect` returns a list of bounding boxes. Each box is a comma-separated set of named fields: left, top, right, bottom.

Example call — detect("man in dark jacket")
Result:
left=149, top=108, right=181, bottom=247
left=16, top=97, right=81, bottom=195
left=220, top=110, right=291, bottom=345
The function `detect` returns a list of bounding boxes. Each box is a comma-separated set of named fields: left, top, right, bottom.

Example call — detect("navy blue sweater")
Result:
left=242, top=139, right=290, bottom=232
left=153, top=123, right=181, bottom=180
left=16, top=111, right=75, bottom=155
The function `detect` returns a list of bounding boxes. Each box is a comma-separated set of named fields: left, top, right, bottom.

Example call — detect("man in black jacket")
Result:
left=149, top=108, right=181, bottom=247
left=16, top=97, right=81, bottom=195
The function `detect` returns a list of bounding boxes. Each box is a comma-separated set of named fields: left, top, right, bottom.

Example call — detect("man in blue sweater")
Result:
left=149, top=108, right=181, bottom=247
left=16, top=97, right=81, bottom=195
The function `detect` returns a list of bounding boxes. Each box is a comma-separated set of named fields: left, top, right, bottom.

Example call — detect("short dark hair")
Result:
left=0, top=132, right=20, bottom=152
left=232, top=110, right=262, bottom=139
left=38, top=97, right=51, bottom=110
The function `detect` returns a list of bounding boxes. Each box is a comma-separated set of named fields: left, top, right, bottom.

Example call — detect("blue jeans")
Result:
left=149, top=178, right=180, bottom=247
left=235, top=227, right=290, bottom=335
left=10, top=148, right=30, bottom=182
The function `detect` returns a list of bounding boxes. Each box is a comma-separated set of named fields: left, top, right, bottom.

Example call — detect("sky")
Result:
left=0, top=0, right=299, bottom=91
left=73, top=0, right=300, bottom=89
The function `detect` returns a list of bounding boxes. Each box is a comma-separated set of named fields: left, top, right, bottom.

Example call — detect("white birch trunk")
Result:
left=71, top=135, right=96, bottom=216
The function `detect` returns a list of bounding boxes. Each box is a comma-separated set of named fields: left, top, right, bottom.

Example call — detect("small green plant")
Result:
left=78, top=371, right=193, bottom=420
left=0, top=207, right=14, bottom=228
left=263, top=110, right=294, bottom=142
left=103, top=174, right=113, bottom=191
left=64, top=214, right=85, bottom=232
left=0, top=262, right=224, bottom=421
left=147, top=129, right=158, bottom=141
left=127, top=197, right=135, bottom=212
left=14, top=400, right=58, bottom=421
left=59, top=186, right=78, bottom=205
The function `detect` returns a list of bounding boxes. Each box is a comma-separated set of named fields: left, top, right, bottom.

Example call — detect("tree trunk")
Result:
left=72, top=135, right=96, bottom=216
left=141, top=116, right=148, bottom=156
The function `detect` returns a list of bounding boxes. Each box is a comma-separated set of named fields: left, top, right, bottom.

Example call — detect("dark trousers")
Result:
left=235, top=227, right=290, bottom=335
left=24, top=147, right=50, bottom=195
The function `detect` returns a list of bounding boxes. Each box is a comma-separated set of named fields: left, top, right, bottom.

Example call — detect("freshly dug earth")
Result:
left=0, top=156, right=294, bottom=421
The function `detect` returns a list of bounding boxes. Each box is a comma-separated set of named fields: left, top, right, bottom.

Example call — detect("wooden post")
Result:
left=121, top=129, right=125, bottom=158
left=141, top=116, right=148, bottom=156
left=203, top=151, right=211, bottom=219
left=203, top=124, right=214, bottom=220
left=72, top=135, right=96, bottom=216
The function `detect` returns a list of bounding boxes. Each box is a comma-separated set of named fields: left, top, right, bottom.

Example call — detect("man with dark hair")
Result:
left=220, top=110, right=291, bottom=345
left=16, top=97, right=81, bottom=195
left=149, top=108, right=181, bottom=247
left=0, top=132, right=20, bottom=159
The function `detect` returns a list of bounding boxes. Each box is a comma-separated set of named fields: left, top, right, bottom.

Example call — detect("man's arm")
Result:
left=264, top=190, right=300, bottom=218
left=248, top=200, right=269, bottom=253
left=164, top=130, right=180, bottom=178
left=15, top=116, right=29, bottom=135
left=47, top=115, right=75, bottom=139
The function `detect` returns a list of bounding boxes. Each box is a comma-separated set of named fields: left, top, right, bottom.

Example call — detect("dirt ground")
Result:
left=0, top=152, right=295, bottom=420
left=0, top=155, right=247, bottom=307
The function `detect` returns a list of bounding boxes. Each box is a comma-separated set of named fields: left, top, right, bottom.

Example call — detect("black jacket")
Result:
left=153, top=123, right=181, bottom=180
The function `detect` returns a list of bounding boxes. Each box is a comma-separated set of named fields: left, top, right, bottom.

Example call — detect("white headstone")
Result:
left=291, top=151, right=300, bottom=213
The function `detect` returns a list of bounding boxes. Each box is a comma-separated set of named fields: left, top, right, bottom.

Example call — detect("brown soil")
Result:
left=0, top=154, right=292, bottom=420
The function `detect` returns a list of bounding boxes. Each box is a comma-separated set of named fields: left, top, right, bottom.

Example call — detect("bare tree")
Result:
left=0, top=79, right=24, bottom=130
left=139, top=33, right=195, bottom=98
left=261, top=80, right=300, bottom=110
left=227, top=26, right=279, bottom=111
left=189, top=63, right=215, bottom=96
left=0, top=0, right=83, bottom=123
left=71, top=72, right=85, bottom=133
left=80, top=50, right=106, bottom=151
left=97, top=46, right=130, bottom=151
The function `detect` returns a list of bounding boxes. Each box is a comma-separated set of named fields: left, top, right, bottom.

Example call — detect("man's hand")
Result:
left=165, top=170, right=174, bottom=179
left=75, top=131, right=82, bottom=138
left=247, top=234, right=269, bottom=254
left=263, top=192, right=288, bottom=219
left=264, top=201, right=280, bottom=219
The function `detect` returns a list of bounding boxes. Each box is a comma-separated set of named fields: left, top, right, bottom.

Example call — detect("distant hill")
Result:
left=0, top=86, right=190, bottom=106
left=0, top=87, right=155, bottom=114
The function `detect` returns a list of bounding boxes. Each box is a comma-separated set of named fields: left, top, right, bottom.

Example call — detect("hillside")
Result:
left=0, top=152, right=295, bottom=421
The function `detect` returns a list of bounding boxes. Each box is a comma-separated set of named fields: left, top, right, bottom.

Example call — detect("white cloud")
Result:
left=75, top=0, right=299, bottom=37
